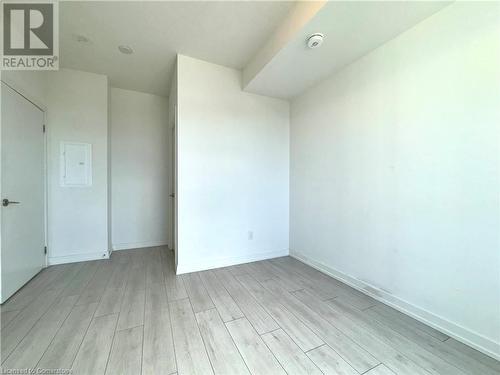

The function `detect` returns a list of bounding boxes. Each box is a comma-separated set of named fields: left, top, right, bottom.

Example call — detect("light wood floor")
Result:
left=1, top=247, right=499, bottom=375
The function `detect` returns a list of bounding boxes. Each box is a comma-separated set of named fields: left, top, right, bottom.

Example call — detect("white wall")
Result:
left=46, top=69, right=109, bottom=264
left=111, top=88, right=170, bottom=250
left=1, top=69, right=110, bottom=265
left=290, top=2, right=500, bottom=358
left=0, top=71, right=47, bottom=110
left=177, top=55, right=289, bottom=273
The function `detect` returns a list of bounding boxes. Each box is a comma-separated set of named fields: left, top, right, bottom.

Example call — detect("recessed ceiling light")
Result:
left=118, top=45, right=134, bottom=55
left=73, top=34, right=91, bottom=43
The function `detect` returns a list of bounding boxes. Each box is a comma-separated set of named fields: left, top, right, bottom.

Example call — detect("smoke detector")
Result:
left=307, top=33, right=324, bottom=49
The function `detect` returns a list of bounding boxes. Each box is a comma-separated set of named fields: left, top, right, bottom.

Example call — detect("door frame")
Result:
left=173, top=104, right=178, bottom=268
left=169, top=104, right=177, bottom=258
left=1, top=79, right=49, bottom=272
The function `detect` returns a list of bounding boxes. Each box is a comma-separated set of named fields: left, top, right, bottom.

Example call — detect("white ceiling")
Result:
left=244, top=1, right=451, bottom=99
left=61, top=1, right=452, bottom=100
left=60, top=1, right=294, bottom=96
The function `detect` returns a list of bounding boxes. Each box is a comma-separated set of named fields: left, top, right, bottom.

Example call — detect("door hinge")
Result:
left=43, top=124, right=46, bottom=133
left=44, top=246, right=47, bottom=255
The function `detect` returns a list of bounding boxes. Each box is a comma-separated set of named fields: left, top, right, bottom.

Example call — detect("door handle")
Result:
left=2, top=199, right=20, bottom=207
left=169, top=193, right=175, bottom=198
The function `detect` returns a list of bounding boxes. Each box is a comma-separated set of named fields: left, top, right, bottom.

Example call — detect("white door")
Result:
left=1, top=82, right=46, bottom=303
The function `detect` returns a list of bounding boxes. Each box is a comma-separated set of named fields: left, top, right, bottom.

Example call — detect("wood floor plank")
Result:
left=2, top=295, right=78, bottom=369
left=159, top=248, right=175, bottom=275
left=284, top=258, right=498, bottom=375
left=17, top=264, right=64, bottom=292
left=145, top=250, right=165, bottom=286
left=47, top=263, right=85, bottom=292
left=182, top=273, right=215, bottom=313
left=1, top=264, right=77, bottom=313
left=277, top=258, right=325, bottom=280
left=107, top=262, right=131, bottom=289
left=236, top=274, right=324, bottom=352
left=89, top=261, right=114, bottom=289
left=269, top=259, right=335, bottom=300
left=95, top=287, right=126, bottom=317
left=0, top=291, right=38, bottom=314
left=105, top=325, right=143, bottom=375
left=292, top=291, right=427, bottom=375
left=260, top=261, right=303, bottom=292
left=71, top=313, right=118, bottom=375
left=162, top=253, right=188, bottom=301
left=226, top=264, right=249, bottom=277
left=319, top=295, right=465, bottom=375
left=335, top=290, right=378, bottom=310
left=363, top=364, right=397, bottom=375
left=143, top=308, right=176, bottom=375
left=365, top=304, right=449, bottom=341
left=76, top=286, right=105, bottom=307
left=61, top=261, right=101, bottom=298
left=282, top=258, right=366, bottom=299
left=117, top=287, right=145, bottom=331
left=37, top=303, right=98, bottom=370
left=226, top=318, right=286, bottom=375
left=261, top=279, right=379, bottom=374
left=126, top=265, right=147, bottom=290
left=169, top=298, right=214, bottom=375
left=18, top=265, right=64, bottom=293
left=360, top=300, right=500, bottom=375
left=196, top=309, right=250, bottom=375
left=165, top=273, right=189, bottom=301
left=145, top=282, right=169, bottom=312
left=278, top=257, right=378, bottom=309
left=279, top=257, right=379, bottom=309
left=243, top=262, right=274, bottom=282
left=198, top=270, right=244, bottom=322
left=110, top=249, right=133, bottom=264
left=214, top=269, right=278, bottom=334
left=445, top=338, right=500, bottom=373
left=76, top=261, right=114, bottom=306
left=306, top=344, right=359, bottom=375
left=1, top=289, right=61, bottom=360
left=1, top=310, right=20, bottom=330
left=129, top=249, right=146, bottom=269
left=3, top=250, right=496, bottom=375
left=261, top=329, right=322, bottom=375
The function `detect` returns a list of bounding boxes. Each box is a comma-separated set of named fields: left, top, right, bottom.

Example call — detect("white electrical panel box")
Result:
left=60, top=142, right=92, bottom=187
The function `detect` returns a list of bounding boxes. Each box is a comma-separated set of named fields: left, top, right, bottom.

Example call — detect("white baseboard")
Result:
left=112, top=241, right=168, bottom=251
left=48, top=251, right=109, bottom=265
left=176, top=249, right=289, bottom=275
left=290, top=250, right=500, bottom=361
